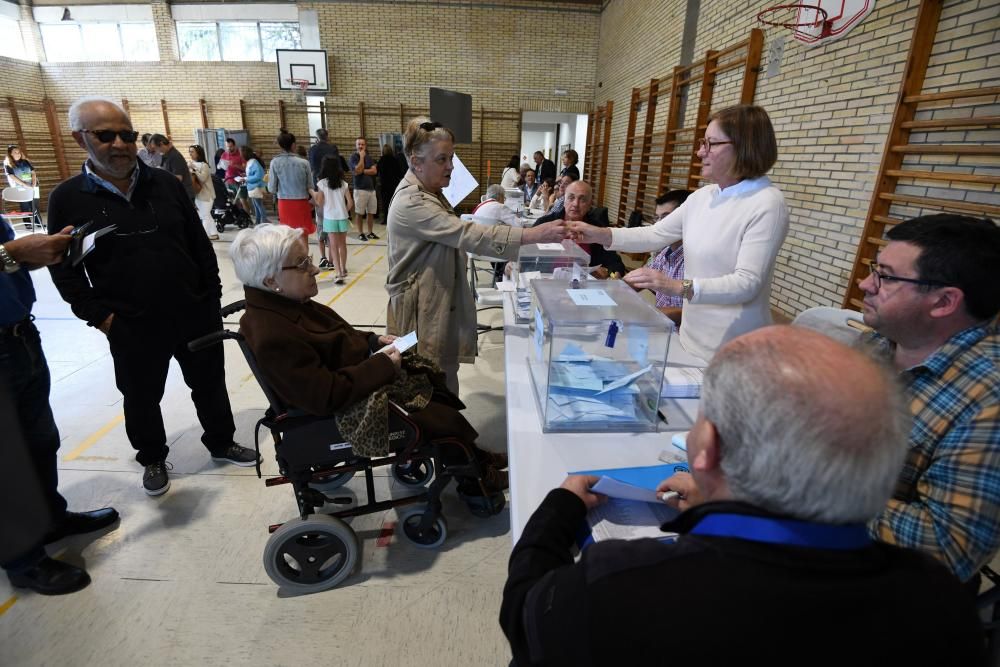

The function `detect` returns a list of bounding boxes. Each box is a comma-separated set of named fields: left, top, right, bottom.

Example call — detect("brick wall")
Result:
left=595, top=0, right=1000, bottom=318
left=1, top=0, right=600, bottom=210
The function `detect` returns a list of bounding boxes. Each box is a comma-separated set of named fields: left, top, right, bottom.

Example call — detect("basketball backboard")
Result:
left=794, top=0, right=876, bottom=46
left=276, top=49, right=329, bottom=93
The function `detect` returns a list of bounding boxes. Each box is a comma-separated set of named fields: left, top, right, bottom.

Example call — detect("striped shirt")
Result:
left=866, top=318, right=1000, bottom=582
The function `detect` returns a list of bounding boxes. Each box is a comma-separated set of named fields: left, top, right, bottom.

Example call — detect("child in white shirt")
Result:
left=313, top=156, right=354, bottom=284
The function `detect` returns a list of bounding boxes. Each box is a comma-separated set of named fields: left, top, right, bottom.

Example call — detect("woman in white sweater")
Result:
left=567, top=105, right=789, bottom=362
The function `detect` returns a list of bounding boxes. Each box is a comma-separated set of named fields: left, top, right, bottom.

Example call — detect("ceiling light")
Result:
left=61, top=8, right=73, bottom=21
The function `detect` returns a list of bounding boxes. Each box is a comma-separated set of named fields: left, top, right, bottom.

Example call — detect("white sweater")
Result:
left=610, top=177, right=789, bottom=361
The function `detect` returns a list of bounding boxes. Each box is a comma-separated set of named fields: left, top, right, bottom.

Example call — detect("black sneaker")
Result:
left=318, top=258, right=332, bottom=269
left=358, top=233, right=368, bottom=242
left=367, top=232, right=379, bottom=240
left=211, top=443, right=261, bottom=467
left=142, top=461, right=170, bottom=496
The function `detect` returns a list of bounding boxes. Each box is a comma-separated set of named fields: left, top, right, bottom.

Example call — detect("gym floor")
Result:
left=0, top=219, right=517, bottom=666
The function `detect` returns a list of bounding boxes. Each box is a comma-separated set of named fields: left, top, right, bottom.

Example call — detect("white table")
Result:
left=503, top=294, right=703, bottom=543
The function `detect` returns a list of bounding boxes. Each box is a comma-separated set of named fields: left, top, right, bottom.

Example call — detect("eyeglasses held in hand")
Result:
left=281, top=256, right=316, bottom=272
left=82, top=129, right=140, bottom=144
left=698, top=137, right=733, bottom=153
left=868, top=264, right=948, bottom=291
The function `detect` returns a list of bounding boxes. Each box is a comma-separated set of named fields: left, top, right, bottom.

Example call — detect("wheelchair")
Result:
left=188, top=300, right=505, bottom=593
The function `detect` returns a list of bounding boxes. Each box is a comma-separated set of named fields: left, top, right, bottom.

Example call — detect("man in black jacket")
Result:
left=500, top=326, right=984, bottom=666
left=47, top=98, right=257, bottom=497
left=532, top=150, right=556, bottom=184
left=533, top=180, right=625, bottom=277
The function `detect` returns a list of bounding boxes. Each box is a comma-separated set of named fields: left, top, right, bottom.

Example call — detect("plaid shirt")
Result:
left=866, top=318, right=1000, bottom=582
left=648, top=244, right=685, bottom=308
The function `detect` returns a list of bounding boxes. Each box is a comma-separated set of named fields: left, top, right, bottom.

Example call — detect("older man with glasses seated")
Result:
left=858, top=213, right=1000, bottom=594
left=46, top=97, right=257, bottom=498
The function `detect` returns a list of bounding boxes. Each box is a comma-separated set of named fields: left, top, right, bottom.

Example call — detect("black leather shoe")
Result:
left=46, top=507, right=120, bottom=544
left=8, top=557, right=91, bottom=595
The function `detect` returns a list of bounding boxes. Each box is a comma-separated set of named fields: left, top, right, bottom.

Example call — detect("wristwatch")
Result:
left=681, top=278, right=694, bottom=301
left=0, top=243, right=20, bottom=274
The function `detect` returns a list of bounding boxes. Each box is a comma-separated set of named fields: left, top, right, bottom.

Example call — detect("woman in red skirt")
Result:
left=266, top=129, right=317, bottom=247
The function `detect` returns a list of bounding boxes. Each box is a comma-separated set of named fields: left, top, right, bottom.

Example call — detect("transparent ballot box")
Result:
left=516, top=240, right=591, bottom=277
left=528, top=279, right=672, bottom=433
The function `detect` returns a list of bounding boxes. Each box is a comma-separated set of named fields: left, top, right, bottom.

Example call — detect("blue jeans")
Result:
left=250, top=197, right=267, bottom=225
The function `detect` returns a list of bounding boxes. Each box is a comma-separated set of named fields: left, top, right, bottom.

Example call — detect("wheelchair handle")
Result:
left=188, top=329, right=240, bottom=352
left=221, top=299, right=247, bottom=318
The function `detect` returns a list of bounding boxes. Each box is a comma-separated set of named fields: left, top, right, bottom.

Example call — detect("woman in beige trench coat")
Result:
left=385, top=118, right=566, bottom=394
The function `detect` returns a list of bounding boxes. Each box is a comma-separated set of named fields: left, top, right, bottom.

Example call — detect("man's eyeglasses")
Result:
left=420, top=121, right=443, bottom=132
left=867, top=264, right=948, bottom=291
left=281, top=256, right=316, bottom=272
left=698, top=137, right=733, bottom=153
left=82, top=129, right=140, bottom=144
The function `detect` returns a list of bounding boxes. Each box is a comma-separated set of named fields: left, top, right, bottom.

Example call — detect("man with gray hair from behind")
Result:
left=501, top=326, right=984, bottom=665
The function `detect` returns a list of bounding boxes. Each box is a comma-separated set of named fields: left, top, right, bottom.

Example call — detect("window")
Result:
left=0, top=16, right=28, bottom=61
left=39, top=21, right=157, bottom=62
left=177, top=21, right=300, bottom=62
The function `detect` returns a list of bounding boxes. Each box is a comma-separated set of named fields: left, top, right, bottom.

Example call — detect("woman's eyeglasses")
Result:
left=82, top=129, right=140, bottom=144
left=281, top=256, right=316, bottom=272
left=698, top=137, right=733, bottom=153
left=420, top=121, right=443, bottom=132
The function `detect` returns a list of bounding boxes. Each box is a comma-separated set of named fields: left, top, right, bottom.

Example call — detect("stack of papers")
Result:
left=536, top=344, right=653, bottom=424
left=571, top=463, right=689, bottom=543
left=661, top=366, right=704, bottom=398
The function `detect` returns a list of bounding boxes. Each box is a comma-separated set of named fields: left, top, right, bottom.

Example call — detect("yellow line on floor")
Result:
left=325, top=254, right=384, bottom=307
left=0, top=595, right=16, bottom=617
left=352, top=242, right=371, bottom=256
left=62, top=414, right=125, bottom=462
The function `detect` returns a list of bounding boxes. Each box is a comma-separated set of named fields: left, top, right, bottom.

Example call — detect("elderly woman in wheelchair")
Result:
left=227, top=224, right=507, bottom=581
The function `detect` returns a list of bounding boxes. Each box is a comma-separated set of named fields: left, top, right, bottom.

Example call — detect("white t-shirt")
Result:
left=317, top=178, right=350, bottom=220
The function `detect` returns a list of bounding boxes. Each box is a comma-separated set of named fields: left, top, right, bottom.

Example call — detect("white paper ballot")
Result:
left=377, top=331, right=418, bottom=355
left=536, top=243, right=564, bottom=251
left=566, top=289, right=617, bottom=307
left=595, top=364, right=652, bottom=395
left=441, top=153, right=478, bottom=208
left=591, top=476, right=660, bottom=503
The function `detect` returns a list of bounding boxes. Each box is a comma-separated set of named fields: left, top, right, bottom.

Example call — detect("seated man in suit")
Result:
left=858, top=213, right=1000, bottom=589
left=533, top=180, right=625, bottom=278
left=501, top=326, right=984, bottom=665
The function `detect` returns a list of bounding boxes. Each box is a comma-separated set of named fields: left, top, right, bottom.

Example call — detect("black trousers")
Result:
left=107, top=300, right=236, bottom=466
left=0, top=319, right=60, bottom=570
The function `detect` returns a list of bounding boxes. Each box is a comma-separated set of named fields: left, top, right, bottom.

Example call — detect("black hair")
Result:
left=149, top=133, right=168, bottom=147
left=886, top=213, right=1000, bottom=320
left=225, top=137, right=236, bottom=146
left=316, top=128, right=328, bottom=141
left=506, top=155, right=519, bottom=170
left=277, top=129, right=296, bottom=151
left=141, top=133, right=152, bottom=145
left=318, top=153, right=345, bottom=186
left=188, top=145, right=206, bottom=162
left=656, top=189, right=691, bottom=208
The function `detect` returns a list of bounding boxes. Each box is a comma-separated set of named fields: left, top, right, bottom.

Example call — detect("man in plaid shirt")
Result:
left=646, top=190, right=691, bottom=327
left=860, top=213, right=1000, bottom=585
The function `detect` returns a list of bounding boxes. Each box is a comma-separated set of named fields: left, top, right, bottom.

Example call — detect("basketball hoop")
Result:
left=286, top=78, right=310, bottom=104
left=757, top=3, right=831, bottom=42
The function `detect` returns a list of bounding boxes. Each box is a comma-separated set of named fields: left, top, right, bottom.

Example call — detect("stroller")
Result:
left=211, top=175, right=252, bottom=233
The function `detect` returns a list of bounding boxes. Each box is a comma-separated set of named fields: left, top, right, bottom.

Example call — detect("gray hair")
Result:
left=229, top=224, right=302, bottom=289
left=403, top=116, right=454, bottom=164
left=703, top=329, right=910, bottom=523
left=485, top=184, right=505, bottom=201
left=68, top=96, right=128, bottom=131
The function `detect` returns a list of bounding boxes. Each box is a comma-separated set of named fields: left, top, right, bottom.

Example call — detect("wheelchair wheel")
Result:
left=235, top=207, right=253, bottom=229
left=309, top=469, right=356, bottom=493
left=262, top=515, right=358, bottom=592
left=215, top=220, right=225, bottom=234
left=397, top=507, right=447, bottom=549
left=391, top=458, right=434, bottom=487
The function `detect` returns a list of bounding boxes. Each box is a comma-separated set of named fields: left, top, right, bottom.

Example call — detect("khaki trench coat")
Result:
left=385, top=171, right=525, bottom=365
